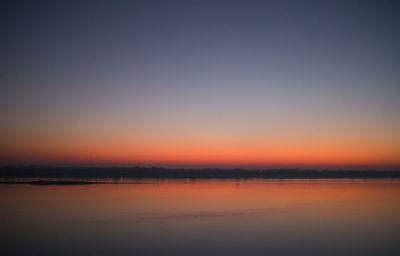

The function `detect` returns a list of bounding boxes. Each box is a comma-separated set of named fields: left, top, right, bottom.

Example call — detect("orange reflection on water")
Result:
left=1, top=179, right=400, bottom=255
left=2, top=179, right=400, bottom=219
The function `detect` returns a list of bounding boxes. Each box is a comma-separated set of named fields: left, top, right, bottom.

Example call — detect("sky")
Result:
left=1, top=0, right=399, bottom=169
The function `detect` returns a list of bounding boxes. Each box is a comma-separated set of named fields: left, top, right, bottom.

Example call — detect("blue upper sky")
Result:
left=1, top=0, right=399, bottom=168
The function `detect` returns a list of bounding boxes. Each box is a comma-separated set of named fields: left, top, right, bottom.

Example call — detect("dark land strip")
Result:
left=1, top=166, right=399, bottom=181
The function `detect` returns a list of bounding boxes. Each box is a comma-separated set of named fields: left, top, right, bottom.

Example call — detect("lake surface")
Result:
left=1, top=179, right=399, bottom=256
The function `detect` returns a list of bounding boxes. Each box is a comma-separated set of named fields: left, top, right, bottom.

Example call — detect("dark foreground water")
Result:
left=1, top=179, right=399, bottom=256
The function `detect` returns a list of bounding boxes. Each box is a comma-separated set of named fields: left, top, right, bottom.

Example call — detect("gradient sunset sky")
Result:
left=1, top=0, right=399, bottom=168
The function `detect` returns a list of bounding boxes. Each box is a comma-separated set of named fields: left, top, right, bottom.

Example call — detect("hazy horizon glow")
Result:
left=1, top=1, right=400, bottom=169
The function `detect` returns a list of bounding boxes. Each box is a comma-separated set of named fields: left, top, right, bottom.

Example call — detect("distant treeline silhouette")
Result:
left=0, top=166, right=399, bottom=179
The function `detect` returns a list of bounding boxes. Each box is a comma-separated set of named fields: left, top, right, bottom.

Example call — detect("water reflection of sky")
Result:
left=1, top=180, right=399, bottom=255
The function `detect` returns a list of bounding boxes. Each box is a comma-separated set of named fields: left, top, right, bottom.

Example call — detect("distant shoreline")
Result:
left=1, top=166, right=399, bottom=180
left=0, top=180, right=100, bottom=185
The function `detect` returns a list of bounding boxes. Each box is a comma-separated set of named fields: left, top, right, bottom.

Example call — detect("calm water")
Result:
left=1, top=179, right=399, bottom=256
